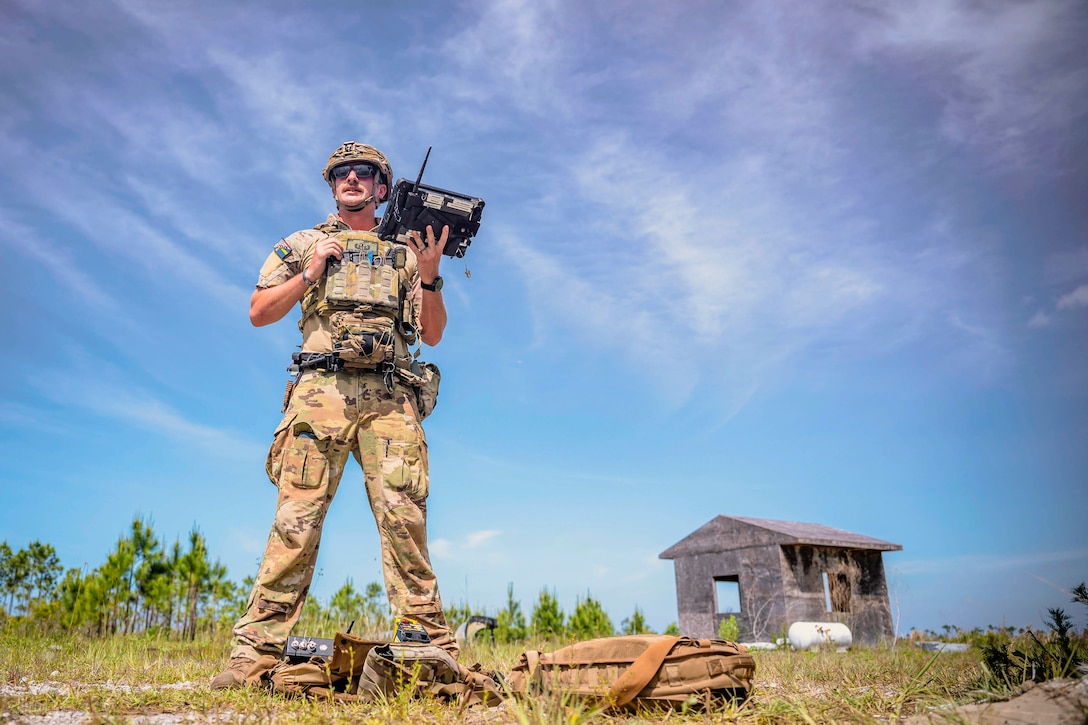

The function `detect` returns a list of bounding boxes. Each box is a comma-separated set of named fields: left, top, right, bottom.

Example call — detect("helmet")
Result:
left=323, top=141, right=393, bottom=203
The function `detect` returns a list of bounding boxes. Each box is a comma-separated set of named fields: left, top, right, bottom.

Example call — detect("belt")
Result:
left=288, top=352, right=397, bottom=392
left=290, top=351, right=346, bottom=373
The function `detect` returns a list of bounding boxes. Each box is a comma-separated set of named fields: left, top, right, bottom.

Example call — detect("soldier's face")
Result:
left=333, top=165, right=384, bottom=208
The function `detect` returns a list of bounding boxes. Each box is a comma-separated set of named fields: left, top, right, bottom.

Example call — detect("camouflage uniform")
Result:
left=229, top=214, right=456, bottom=660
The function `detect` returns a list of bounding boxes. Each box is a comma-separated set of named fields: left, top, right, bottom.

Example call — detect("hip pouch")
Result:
left=330, top=313, right=396, bottom=369
left=415, top=362, right=441, bottom=419
left=396, top=360, right=442, bottom=420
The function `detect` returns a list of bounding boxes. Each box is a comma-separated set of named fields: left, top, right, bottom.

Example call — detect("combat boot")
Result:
left=210, top=656, right=255, bottom=690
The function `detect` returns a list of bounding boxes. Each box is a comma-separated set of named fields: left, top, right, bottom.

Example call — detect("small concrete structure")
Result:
left=660, top=515, right=901, bottom=645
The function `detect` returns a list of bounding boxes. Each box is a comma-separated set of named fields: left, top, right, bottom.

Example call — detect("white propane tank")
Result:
left=787, top=621, right=853, bottom=651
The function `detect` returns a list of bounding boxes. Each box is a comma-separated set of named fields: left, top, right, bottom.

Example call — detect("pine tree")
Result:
left=362, top=581, right=389, bottom=632
left=569, top=594, right=613, bottom=640
left=0, top=542, right=12, bottom=617
left=178, top=522, right=209, bottom=635
left=3, top=546, right=30, bottom=616
left=621, top=605, right=653, bottom=635
left=119, top=517, right=162, bottom=633
left=496, top=583, right=528, bottom=643
left=530, top=587, right=565, bottom=638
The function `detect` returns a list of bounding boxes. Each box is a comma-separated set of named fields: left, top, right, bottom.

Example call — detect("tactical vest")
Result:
left=299, top=230, right=419, bottom=373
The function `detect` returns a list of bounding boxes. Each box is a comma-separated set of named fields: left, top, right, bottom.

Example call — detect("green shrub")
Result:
left=621, top=606, right=653, bottom=635
left=978, top=581, right=1087, bottom=690
left=718, top=614, right=739, bottom=641
left=568, top=594, right=613, bottom=640
left=530, top=587, right=565, bottom=638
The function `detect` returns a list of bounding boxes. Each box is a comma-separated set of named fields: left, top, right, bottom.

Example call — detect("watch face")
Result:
left=425, top=276, right=444, bottom=291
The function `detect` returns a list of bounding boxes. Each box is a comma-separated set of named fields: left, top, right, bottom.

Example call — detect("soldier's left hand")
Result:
left=407, top=225, right=447, bottom=286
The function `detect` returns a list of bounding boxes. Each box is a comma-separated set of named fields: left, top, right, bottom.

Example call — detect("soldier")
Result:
left=212, top=142, right=455, bottom=689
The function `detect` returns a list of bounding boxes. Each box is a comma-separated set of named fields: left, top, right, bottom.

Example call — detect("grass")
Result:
left=0, top=629, right=994, bottom=724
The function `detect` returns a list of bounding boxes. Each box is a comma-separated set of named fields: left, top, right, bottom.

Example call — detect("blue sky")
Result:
left=1, top=0, right=1086, bottom=636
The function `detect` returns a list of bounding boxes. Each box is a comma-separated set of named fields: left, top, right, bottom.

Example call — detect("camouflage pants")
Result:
left=230, top=370, right=457, bottom=660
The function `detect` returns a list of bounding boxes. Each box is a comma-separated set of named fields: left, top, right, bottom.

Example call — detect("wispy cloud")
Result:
left=440, top=0, right=577, bottom=117
left=505, top=122, right=1008, bottom=400
left=0, top=214, right=121, bottom=316
left=1025, top=281, right=1088, bottom=328
left=429, top=538, right=452, bottom=559
left=447, top=1, right=1038, bottom=405
left=8, top=157, right=252, bottom=311
left=431, top=529, right=504, bottom=559
left=894, top=549, right=1088, bottom=576
left=1057, top=284, right=1088, bottom=311
left=1027, top=311, right=1053, bottom=329
left=466, top=530, right=501, bottom=548
left=853, top=0, right=1088, bottom=177
left=29, top=358, right=263, bottom=462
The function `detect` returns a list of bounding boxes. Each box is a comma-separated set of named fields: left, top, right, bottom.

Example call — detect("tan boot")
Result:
left=210, top=656, right=256, bottom=690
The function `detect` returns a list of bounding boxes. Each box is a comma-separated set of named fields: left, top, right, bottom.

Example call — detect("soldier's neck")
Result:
left=339, top=207, right=378, bottom=232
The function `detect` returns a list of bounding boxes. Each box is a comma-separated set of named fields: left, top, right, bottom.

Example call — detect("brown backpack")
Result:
left=507, top=634, right=755, bottom=711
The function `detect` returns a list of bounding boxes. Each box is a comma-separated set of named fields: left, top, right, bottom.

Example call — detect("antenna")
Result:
left=413, top=146, right=432, bottom=192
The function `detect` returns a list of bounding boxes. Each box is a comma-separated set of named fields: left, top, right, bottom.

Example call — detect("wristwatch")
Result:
left=421, top=276, right=444, bottom=292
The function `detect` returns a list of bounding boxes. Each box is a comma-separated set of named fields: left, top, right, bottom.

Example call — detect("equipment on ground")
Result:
left=455, top=615, right=498, bottom=647
left=284, top=635, right=335, bottom=662
left=245, top=630, right=504, bottom=707
left=393, top=616, right=431, bottom=643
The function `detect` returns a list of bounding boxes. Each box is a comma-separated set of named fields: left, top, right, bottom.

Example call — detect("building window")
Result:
left=714, top=575, right=741, bottom=613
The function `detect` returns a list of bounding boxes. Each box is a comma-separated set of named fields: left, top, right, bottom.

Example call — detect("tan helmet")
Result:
left=323, top=141, right=393, bottom=203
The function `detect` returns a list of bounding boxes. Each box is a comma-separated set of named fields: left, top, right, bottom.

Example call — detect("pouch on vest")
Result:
left=329, top=313, right=396, bottom=368
left=320, top=236, right=403, bottom=312
left=507, top=635, right=755, bottom=712
left=300, top=233, right=407, bottom=325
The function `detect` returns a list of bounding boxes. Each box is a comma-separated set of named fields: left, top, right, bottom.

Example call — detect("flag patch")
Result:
left=274, top=239, right=293, bottom=260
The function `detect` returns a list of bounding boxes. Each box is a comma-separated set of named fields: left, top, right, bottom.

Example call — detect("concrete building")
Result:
left=659, top=515, right=902, bottom=645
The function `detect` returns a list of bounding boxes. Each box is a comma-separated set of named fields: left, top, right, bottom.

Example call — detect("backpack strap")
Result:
left=244, top=654, right=283, bottom=688
left=605, top=636, right=683, bottom=709
left=507, top=649, right=542, bottom=694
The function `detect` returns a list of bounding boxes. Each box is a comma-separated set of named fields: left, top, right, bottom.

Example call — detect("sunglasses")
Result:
left=331, top=163, right=378, bottom=180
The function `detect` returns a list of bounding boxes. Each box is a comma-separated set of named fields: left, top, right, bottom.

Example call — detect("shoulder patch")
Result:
left=273, top=239, right=293, bottom=260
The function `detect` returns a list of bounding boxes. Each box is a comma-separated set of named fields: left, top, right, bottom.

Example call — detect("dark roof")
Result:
left=659, top=515, right=902, bottom=559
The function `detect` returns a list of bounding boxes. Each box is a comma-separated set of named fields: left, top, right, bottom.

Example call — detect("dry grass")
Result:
left=0, top=629, right=991, bottom=724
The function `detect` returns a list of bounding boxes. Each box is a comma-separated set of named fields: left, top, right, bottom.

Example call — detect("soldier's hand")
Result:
left=407, top=225, right=447, bottom=286
left=307, top=236, right=344, bottom=282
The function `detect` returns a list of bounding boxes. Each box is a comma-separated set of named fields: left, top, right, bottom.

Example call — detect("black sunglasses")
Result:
left=331, top=163, right=378, bottom=180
